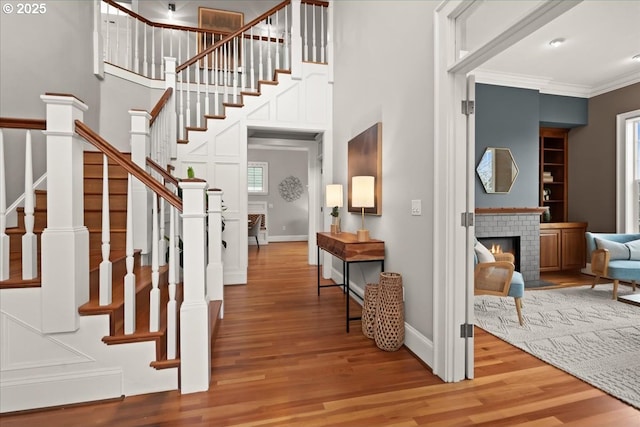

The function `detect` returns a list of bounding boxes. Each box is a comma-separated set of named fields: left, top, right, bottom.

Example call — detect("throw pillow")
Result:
left=594, top=237, right=630, bottom=260
left=625, top=238, right=640, bottom=260
left=474, top=241, right=495, bottom=263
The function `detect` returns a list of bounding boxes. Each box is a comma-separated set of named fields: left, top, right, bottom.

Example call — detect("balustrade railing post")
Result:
left=129, top=109, right=152, bottom=266
left=164, top=57, right=177, bottom=159
left=291, top=0, right=302, bottom=80
left=179, top=178, right=210, bottom=394
left=40, top=94, right=90, bottom=333
left=207, top=189, right=224, bottom=318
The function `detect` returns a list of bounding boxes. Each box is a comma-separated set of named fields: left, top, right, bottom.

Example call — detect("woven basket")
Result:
left=374, top=272, right=404, bottom=351
left=361, top=283, right=379, bottom=339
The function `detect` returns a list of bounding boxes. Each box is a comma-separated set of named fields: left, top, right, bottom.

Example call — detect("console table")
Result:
left=316, top=232, right=385, bottom=332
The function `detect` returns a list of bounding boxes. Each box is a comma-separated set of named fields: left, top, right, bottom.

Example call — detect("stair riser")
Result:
left=85, top=177, right=128, bottom=194
left=36, top=192, right=129, bottom=211
left=84, top=163, right=130, bottom=179
left=14, top=208, right=128, bottom=230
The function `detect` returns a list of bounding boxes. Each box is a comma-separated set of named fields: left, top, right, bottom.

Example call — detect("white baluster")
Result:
left=196, top=59, right=201, bottom=128
left=233, top=37, right=238, bottom=104
left=143, top=22, right=148, bottom=76
left=99, top=154, right=112, bottom=305
left=149, top=193, right=160, bottom=332
left=114, top=7, right=120, bottom=66
left=160, top=28, right=165, bottom=77
left=105, top=3, right=111, bottom=63
left=267, top=21, right=272, bottom=78
left=241, top=32, right=247, bottom=91
left=0, top=130, right=9, bottom=281
left=312, top=5, right=317, bottom=62
left=213, top=48, right=220, bottom=116
left=204, top=36, right=210, bottom=117
left=284, top=6, right=290, bottom=70
left=258, top=29, right=264, bottom=82
left=250, top=27, right=256, bottom=91
left=179, top=72, right=184, bottom=140
left=274, top=12, right=280, bottom=71
left=321, top=5, right=326, bottom=63
left=134, top=19, right=139, bottom=74
left=303, top=4, right=309, bottom=62
left=151, top=25, right=156, bottom=79
left=186, top=64, right=191, bottom=129
left=166, top=206, right=177, bottom=359
left=22, top=130, right=37, bottom=280
left=126, top=16, right=132, bottom=70
left=158, top=193, right=166, bottom=267
left=124, top=175, right=136, bottom=334
left=224, top=43, right=229, bottom=103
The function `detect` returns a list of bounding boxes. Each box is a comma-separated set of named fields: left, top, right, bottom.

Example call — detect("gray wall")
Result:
left=248, top=148, right=308, bottom=238
left=475, top=84, right=540, bottom=208
left=569, top=82, right=640, bottom=232
left=1, top=1, right=100, bottom=206
left=540, top=93, right=588, bottom=128
left=333, top=1, right=437, bottom=341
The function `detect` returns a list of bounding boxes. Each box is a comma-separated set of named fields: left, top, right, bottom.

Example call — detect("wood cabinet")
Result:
left=540, top=222, right=587, bottom=272
left=540, top=127, right=568, bottom=222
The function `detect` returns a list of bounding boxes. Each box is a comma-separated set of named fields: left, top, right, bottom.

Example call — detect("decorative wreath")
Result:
left=278, top=176, right=304, bottom=202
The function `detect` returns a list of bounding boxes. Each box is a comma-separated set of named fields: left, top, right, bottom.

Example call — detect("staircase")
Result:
left=1, top=0, right=330, bottom=413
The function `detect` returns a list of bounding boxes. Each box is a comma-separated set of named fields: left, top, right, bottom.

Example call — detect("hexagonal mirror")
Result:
left=476, top=147, right=519, bottom=193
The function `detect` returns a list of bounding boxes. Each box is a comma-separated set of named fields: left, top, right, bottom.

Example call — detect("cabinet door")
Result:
left=540, top=230, right=561, bottom=271
left=561, top=228, right=586, bottom=270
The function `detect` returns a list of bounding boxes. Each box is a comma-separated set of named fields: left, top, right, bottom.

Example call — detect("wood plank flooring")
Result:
left=2, top=242, right=638, bottom=426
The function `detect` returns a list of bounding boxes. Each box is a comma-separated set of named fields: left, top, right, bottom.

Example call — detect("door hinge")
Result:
left=460, top=323, right=474, bottom=338
left=461, top=212, right=474, bottom=227
left=461, top=100, right=475, bottom=115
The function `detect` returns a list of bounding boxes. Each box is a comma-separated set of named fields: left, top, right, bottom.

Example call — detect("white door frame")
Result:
left=432, top=0, right=583, bottom=382
left=616, top=109, right=640, bottom=233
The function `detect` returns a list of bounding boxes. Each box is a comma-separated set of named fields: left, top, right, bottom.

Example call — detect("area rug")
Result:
left=474, top=285, right=640, bottom=409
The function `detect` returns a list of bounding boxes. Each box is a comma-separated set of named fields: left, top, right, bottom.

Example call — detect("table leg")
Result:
left=346, top=262, right=350, bottom=332
left=317, top=246, right=320, bottom=296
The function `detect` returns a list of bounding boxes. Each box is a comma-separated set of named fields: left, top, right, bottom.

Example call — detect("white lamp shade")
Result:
left=325, top=184, right=343, bottom=207
left=352, top=176, right=375, bottom=208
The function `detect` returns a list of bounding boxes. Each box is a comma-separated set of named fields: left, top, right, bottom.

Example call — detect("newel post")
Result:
left=129, top=109, right=152, bottom=265
left=40, top=94, right=90, bottom=333
left=207, top=189, right=224, bottom=317
left=179, top=178, right=210, bottom=394
left=290, top=0, right=302, bottom=80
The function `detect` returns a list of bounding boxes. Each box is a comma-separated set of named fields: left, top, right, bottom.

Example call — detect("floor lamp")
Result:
left=352, top=176, right=374, bottom=242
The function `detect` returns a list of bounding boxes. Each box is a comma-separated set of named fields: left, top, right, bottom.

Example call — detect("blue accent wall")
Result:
left=475, top=84, right=540, bottom=208
left=540, top=93, right=588, bottom=128
left=475, top=84, right=588, bottom=208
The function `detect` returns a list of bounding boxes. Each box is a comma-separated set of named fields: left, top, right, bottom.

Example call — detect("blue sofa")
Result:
left=585, top=232, right=640, bottom=299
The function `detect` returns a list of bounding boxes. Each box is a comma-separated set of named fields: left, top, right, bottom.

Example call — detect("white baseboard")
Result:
left=1, top=364, right=122, bottom=413
left=269, top=235, right=308, bottom=242
left=329, top=265, right=435, bottom=371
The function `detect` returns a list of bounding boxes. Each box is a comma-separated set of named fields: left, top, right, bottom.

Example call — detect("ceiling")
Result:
left=475, top=0, right=640, bottom=97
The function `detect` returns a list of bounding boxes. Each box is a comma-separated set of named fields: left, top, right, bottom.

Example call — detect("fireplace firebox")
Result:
left=477, top=236, right=521, bottom=272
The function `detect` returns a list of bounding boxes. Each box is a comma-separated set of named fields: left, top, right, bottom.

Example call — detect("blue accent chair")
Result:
left=474, top=241, right=525, bottom=325
left=585, top=232, right=640, bottom=299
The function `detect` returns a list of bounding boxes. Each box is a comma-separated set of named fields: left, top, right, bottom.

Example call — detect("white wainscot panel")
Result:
left=247, top=102, right=271, bottom=121
left=305, top=73, right=328, bottom=124
left=214, top=163, right=241, bottom=210
left=275, top=84, right=301, bottom=123
left=214, top=123, right=242, bottom=157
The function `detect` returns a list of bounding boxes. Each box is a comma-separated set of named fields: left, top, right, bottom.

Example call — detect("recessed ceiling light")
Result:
left=633, top=54, right=640, bottom=62
left=549, top=38, right=565, bottom=48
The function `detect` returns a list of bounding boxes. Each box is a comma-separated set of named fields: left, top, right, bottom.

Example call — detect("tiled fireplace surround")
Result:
left=475, top=209, right=544, bottom=283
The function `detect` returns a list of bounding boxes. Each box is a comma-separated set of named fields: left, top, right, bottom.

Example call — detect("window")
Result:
left=617, top=110, right=640, bottom=232
left=248, top=162, right=268, bottom=194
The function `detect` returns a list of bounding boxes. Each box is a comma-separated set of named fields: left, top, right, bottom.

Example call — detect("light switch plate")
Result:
left=411, top=199, right=422, bottom=216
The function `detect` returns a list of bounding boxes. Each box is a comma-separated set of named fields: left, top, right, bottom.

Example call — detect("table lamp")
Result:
left=326, top=184, right=343, bottom=234
left=352, top=176, right=374, bottom=241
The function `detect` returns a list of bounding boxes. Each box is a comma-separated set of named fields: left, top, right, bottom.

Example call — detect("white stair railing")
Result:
left=99, top=154, right=113, bottom=305
left=0, top=129, right=8, bottom=281
left=21, top=130, right=37, bottom=280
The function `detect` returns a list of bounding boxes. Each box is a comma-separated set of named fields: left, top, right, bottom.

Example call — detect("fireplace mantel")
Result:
left=475, top=207, right=547, bottom=215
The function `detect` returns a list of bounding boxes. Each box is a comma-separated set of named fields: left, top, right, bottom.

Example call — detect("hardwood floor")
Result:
left=2, top=242, right=638, bottom=426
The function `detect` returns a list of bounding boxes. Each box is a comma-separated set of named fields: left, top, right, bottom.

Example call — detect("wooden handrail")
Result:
left=74, top=120, right=182, bottom=212
left=149, top=87, right=173, bottom=126
left=0, top=117, right=46, bottom=130
left=177, top=1, right=292, bottom=72
left=102, top=0, right=233, bottom=36
left=146, top=157, right=179, bottom=188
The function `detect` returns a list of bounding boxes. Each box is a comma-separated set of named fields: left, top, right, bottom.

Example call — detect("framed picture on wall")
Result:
left=348, top=122, right=382, bottom=215
left=198, top=7, right=244, bottom=68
